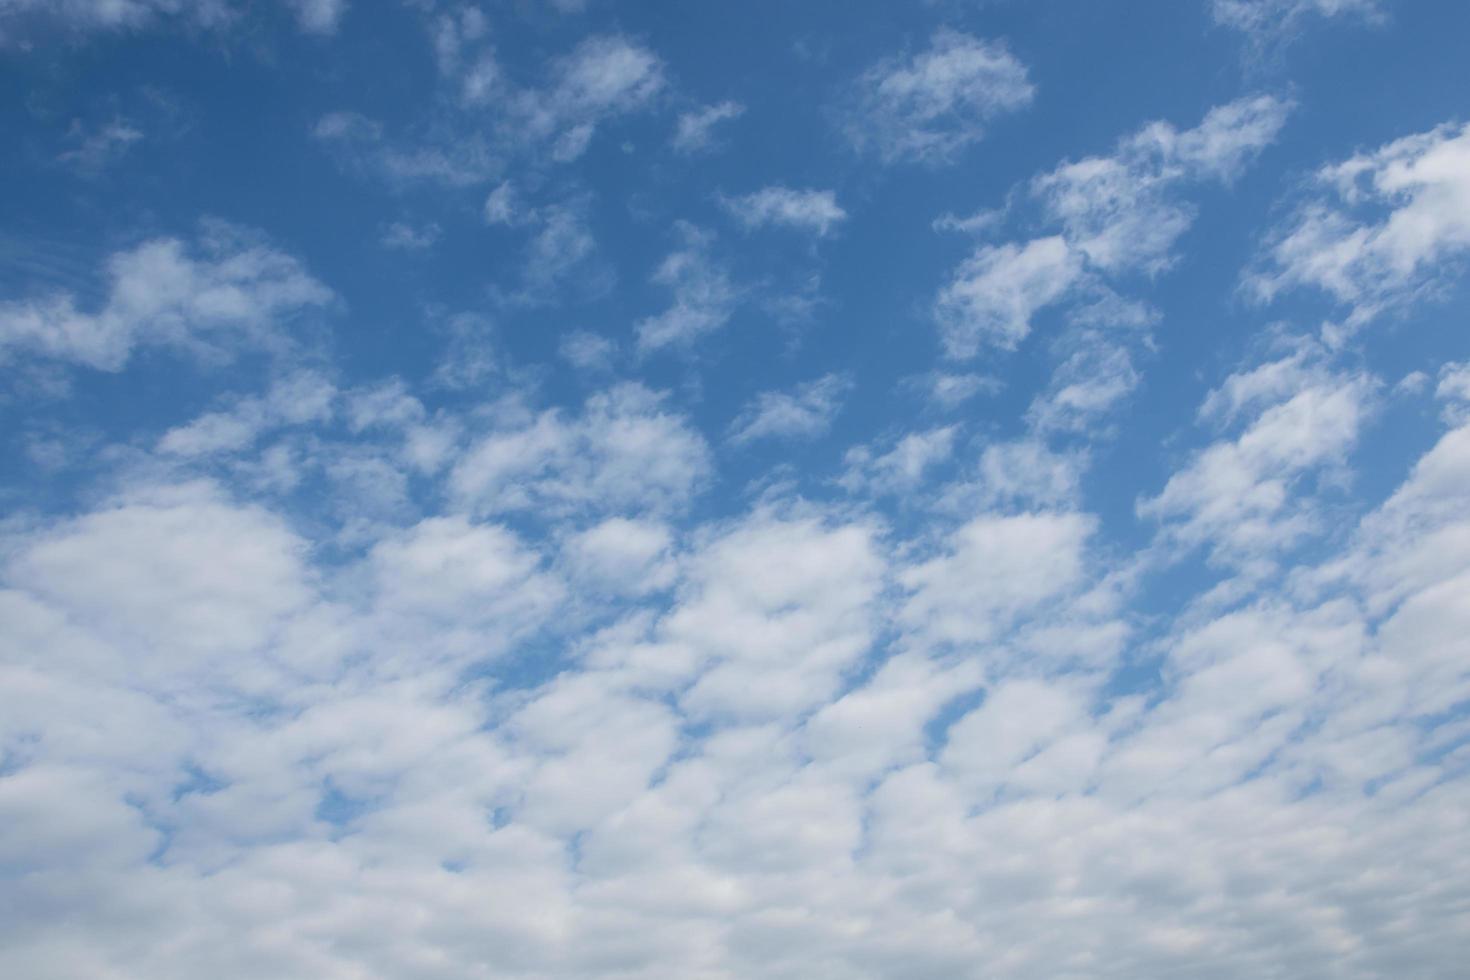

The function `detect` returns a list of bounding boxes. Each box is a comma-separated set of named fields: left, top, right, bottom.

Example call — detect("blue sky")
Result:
left=2, top=0, right=1470, bottom=976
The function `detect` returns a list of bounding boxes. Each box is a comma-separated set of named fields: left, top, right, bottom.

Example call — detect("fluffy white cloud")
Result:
left=560, top=517, right=676, bottom=597
left=1212, top=0, right=1382, bottom=35
left=9, top=12, right=1470, bottom=976
left=378, top=221, right=440, bottom=251
left=0, top=0, right=232, bottom=34
left=157, top=370, right=336, bottom=456
left=1141, top=343, right=1376, bottom=566
left=517, top=201, right=603, bottom=299
left=1436, top=362, right=1470, bottom=424
left=4, top=481, right=311, bottom=682
left=728, top=372, right=852, bottom=445
left=315, top=33, right=664, bottom=187
left=1026, top=329, right=1143, bottom=433
left=558, top=328, right=618, bottom=370
left=969, top=438, right=1085, bottom=510
left=720, top=187, right=847, bottom=237
left=4, top=395, right=1470, bottom=976
left=935, top=95, right=1289, bottom=373
left=449, top=383, right=711, bottom=517
left=514, top=34, right=666, bottom=161
left=661, top=513, right=884, bottom=722
left=0, top=0, right=344, bottom=38
left=57, top=117, right=143, bottom=174
left=1033, top=94, right=1292, bottom=274
left=635, top=228, right=739, bottom=351
left=671, top=100, right=744, bottom=154
left=367, top=516, right=564, bottom=665
left=841, top=425, right=958, bottom=496
left=0, top=223, right=332, bottom=371
left=1249, top=122, right=1470, bottom=329
left=900, top=511, right=1096, bottom=648
left=851, top=29, right=1034, bottom=165
left=921, top=370, right=1002, bottom=408
left=934, top=235, right=1082, bottom=356
left=281, top=0, right=343, bottom=34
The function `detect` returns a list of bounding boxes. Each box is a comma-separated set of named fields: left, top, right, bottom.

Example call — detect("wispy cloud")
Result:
left=849, top=30, right=1034, bottom=165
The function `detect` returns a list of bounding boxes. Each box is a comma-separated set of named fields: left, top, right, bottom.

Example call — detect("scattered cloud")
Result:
left=719, top=186, right=847, bottom=237
left=850, top=29, right=1034, bottom=165
left=9, top=11, right=1470, bottom=979
left=729, top=372, right=853, bottom=445
left=1248, top=122, right=1470, bottom=331
left=558, top=329, right=618, bottom=371
left=840, top=425, right=957, bottom=496
left=281, top=0, right=345, bottom=34
left=935, top=95, right=1290, bottom=362
left=1032, top=94, right=1292, bottom=275
left=0, top=0, right=345, bottom=40
left=671, top=100, right=744, bottom=154
left=1212, top=0, right=1382, bottom=37
left=314, top=33, right=665, bottom=188
left=515, top=34, right=666, bottom=162
left=1140, top=342, right=1377, bottom=567
left=935, top=235, right=1082, bottom=356
left=449, top=383, right=711, bottom=518
left=0, top=222, right=332, bottom=371
left=635, top=226, right=739, bottom=352
left=57, top=117, right=143, bottom=174
left=378, top=221, right=440, bottom=251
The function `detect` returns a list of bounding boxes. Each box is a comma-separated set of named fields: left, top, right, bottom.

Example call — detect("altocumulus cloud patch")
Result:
left=2, top=1, right=1470, bottom=978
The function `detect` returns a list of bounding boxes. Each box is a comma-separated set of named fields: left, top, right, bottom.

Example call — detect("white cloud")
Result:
left=449, top=383, right=711, bottom=518
left=1436, top=362, right=1470, bottom=424
left=840, top=425, right=957, bottom=496
left=934, top=235, right=1082, bottom=356
left=378, top=221, right=440, bottom=251
left=970, top=438, right=1086, bottom=510
left=0, top=0, right=233, bottom=35
left=1032, top=94, right=1292, bottom=275
left=635, top=228, right=738, bottom=352
left=932, top=206, right=1005, bottom=235
left=157, top=370, right=336, bottom=457
left=934, top=96, right=1290, bottom=360
left=671, top=100, right=744, bottom=154
left=281, top=0, right=343, bottom=33
left=514, top=34, right=666, bottom=162
left=10, top=15, right=1470, bottom=976
left=851, top=29, right=1034, bottom=165
left=1141, top=346, right=1377, bottom=566
left=662, top=514, right=884, bottom=722
left=519, top=201, right=600, bottom=297
left=0, top=223, right=332, bottom=371
left=720, top=186, right=847, bottom=237
left=900, top=511, right=1096, bottom=648
left=1212, top=0, right=1382, bottom=36
left=1026, top=330, right=1142, bottom=433
left=483, top=181, right=526, bottom=225
left=316, top=34, right=664, bottom=188
left=940, top=678, right=1098, bottom=794
left=1249, top=122, right=1470, bottom=329
left=0, top=0, right=344, bottom=38
left=729, top=373, right=852, bottom=445
left=558, top=329, right=617, bottom=371
left=5, top=481, right=311, bottom=678
left=313, top=108, right=500, bottom=187
left=57, top=117, right=143, bottom=174
left=368, top=516, right=563, bottom=662
left=918, top=370, right=1003, bottom=408
left=560, top=517, right=676, bottom=597
left=5, top=395, right=1470, bottom=976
